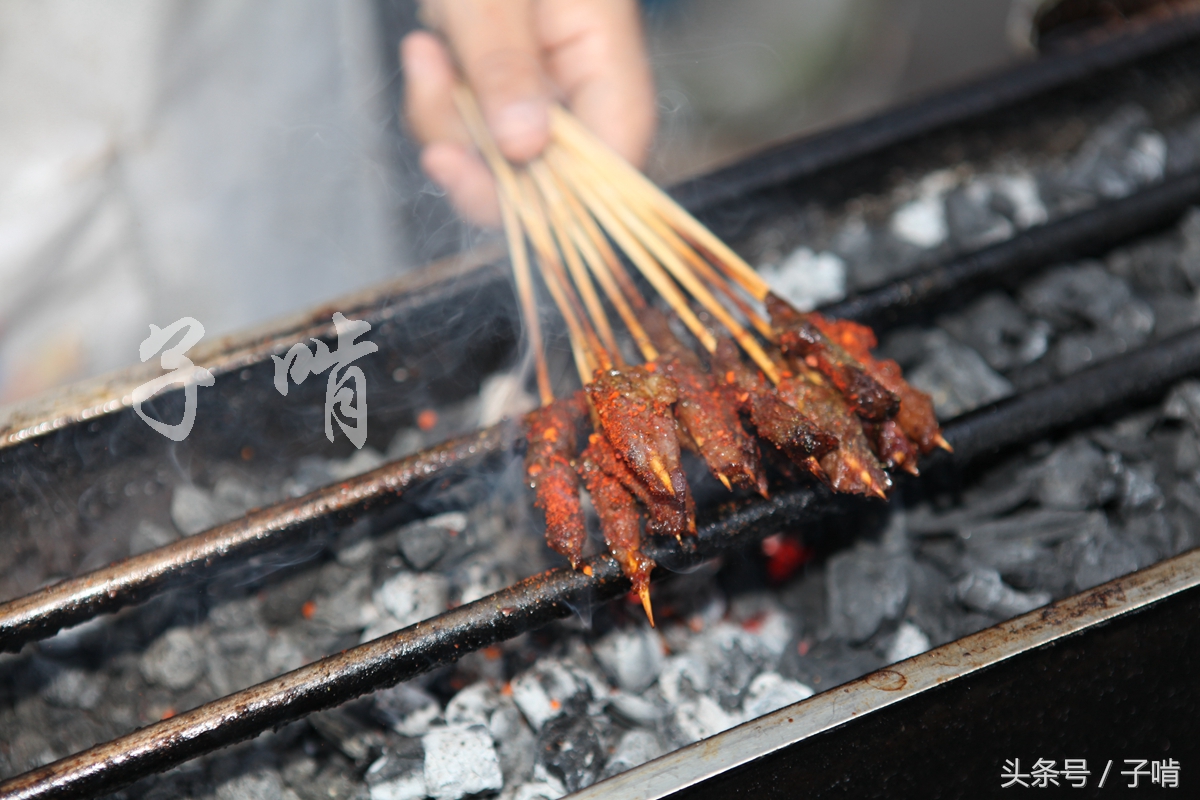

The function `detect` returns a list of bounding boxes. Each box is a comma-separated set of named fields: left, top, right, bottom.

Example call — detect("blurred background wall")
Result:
left=0, top=0, right=1068, bottom=402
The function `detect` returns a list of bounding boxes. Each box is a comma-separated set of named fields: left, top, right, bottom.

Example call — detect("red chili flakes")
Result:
left=301, top=600, right=317, bottom=620
left=417, top=409, right=438, bottom=431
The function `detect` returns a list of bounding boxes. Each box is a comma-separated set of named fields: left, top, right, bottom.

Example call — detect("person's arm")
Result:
left=403, top=0, right=655, bottom=226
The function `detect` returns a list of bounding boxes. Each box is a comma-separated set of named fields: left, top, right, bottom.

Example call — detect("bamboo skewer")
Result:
left=556, top=148, right=781, bottom=384
left=529, top=162, right=659, bottom=363
left=545, top=146, right=718, bottom=354
left=549, top=106, right=772, bottom=302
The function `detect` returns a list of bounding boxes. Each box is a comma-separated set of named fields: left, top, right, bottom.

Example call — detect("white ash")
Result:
left=422, top=725, right=503, bottom=799
left=141, top=627, right=206, bottom=691
left=759, top=247, right=846, bottom=311
left=591, top=625, right=665, bottom=694
left=373, top=684, right=442, bottom=737
left=365, top=572, right=449, bottom=641
left=884, top=622, right=932, bottom=665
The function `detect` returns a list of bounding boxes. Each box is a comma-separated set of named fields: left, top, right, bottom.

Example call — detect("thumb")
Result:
left=436, top=0, right=550, bottom=163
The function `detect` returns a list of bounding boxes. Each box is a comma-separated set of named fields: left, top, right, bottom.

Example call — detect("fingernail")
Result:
left=490, top=99, right=548, bottom=159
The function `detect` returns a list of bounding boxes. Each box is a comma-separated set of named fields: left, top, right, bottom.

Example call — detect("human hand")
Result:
left=403, top=0, right=655, bottom=227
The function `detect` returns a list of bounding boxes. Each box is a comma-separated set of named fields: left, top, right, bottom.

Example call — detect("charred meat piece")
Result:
left=711, top=338, right=837, bottom=482
left=864, top=419, right=921, bottom=476
left=578, top=438, right=656, bottom=623
left=587, top=365, right=687, bottom=500
left=525, top=393, right=588, bottom=567
left=778, top=368, right=891, bottom=498
left=585, top=432, right=694, bottom=539
left=642, top=309, right=768, bottom=496
left=812, top=315, right=946, bottom=454
left=767, top=294, right=899, bottom=422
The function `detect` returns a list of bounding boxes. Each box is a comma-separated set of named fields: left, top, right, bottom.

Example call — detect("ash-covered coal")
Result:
left=755, top=103, right=1198, bottom=305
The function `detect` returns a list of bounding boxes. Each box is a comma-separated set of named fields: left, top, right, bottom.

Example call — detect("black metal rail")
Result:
left=5, top=321, right=1200, bottom=799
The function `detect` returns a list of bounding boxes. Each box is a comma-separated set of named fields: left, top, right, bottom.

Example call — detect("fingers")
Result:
left=421, top=142, right=502, bottom=228
left=436, top=0, right=550, bottom=163
left=539, top=0, right=656, bottom=168
left=402, top=31, right=467, bottom=147
left=404, top=31, right=501, bottom=227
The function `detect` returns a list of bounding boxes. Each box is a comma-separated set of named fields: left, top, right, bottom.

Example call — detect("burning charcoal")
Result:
left=657, top=654, right=712, bottom=706
left=1105, top=233, right=1190, bottom=295
left=883, top=621, right=932, bottom=664
left=907, top=331, right=1013, bottom=418
left=130, top=520, right=178, bottom=556
left=1118, top=461, right=1163, bottom=513
left=372, top=684, right=442, bottom=737
left=205, top=607, right=278, bottom=696
left=36, top=661, right=105, bottom=710
left=422, top=725, right=504, bottom=800
left=170, top=483, right=223, bottom=535
left=607, top=691, right=669, bottom=727
left=1163, top=379, right=1200, bottom=432
left=535, top=715, right=604, bottom=793
left=1122, top=512, right=1175, bottom=562
left=309, top=707, right=387, bottom=765
left=781, top=638, right=884, bottom=694
left=283, top=758, right=361, bottom=800
left=511, top=659, right=592, bottom=732
left=490, top=704, right=537, bottom=786
left=688, top=623, right=773, bottom=711
left=959, top=508, right=1108, bottom=545
left=953, top=568, right=1050, bottom=618
left=601, top=729, right=666, bottom=779
left=758, top=246, right=847, bottom=311
left=944, top=181, right=1015, bottom=249
left=591, top=625, right=665, bottom=694
left=1166, top=116, right=1200, bottom=174
left=1020, top=263, right=1155, bottom=346
left=741, top=671, right=814, bottom=720
left=366, top=741, right=426, bottom=800
left=502, top=778, right=569, bottom=800
left=395, top=512, right=465, bottom=571
left=140, top=626, right=206, bottom=691
left=1050, top=330, right=1139, bottom=377
left=938, top=292, right=1050, bottom=372
left=445, top=682, right=503, bottom=728
left=668, top=696, right=742, bottom=747
left=1029, top=438, right=1120, bottom=510
left=1066, top=530, right=1144, bottom=592
left=1057, top=104, right=1165, bottom=200
left=889, top=170, right=954, bottom=250
left=826, top=544, right=910, bottom=644
left=1145, top=293, right=1200, bottom=339
left=215, top=768, right=287, bottom=800
left=312, top=572, right=378, bottom=635
left=366, top=572, right=449, bottom=640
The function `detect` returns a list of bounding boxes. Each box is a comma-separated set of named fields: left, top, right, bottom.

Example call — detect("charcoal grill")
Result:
left=3, top=12, right=1200, bottom=799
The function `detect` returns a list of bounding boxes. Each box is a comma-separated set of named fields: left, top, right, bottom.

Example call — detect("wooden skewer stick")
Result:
left=550, top=162, right=649, bottom=313
left=546, top=146, right=718, bottom=355
left=550, top=106, right=772, bottom=303
left=613, top=181, right=774, bottom=340
left=512, top=171, right=610, bottom=377
left=526, top=165, right=622, bottom=364
left=453, top=89, right=552, bottom=404
left=529, top=162, right=659, bottom=363
left=559, top=147, right=782, bottom=384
